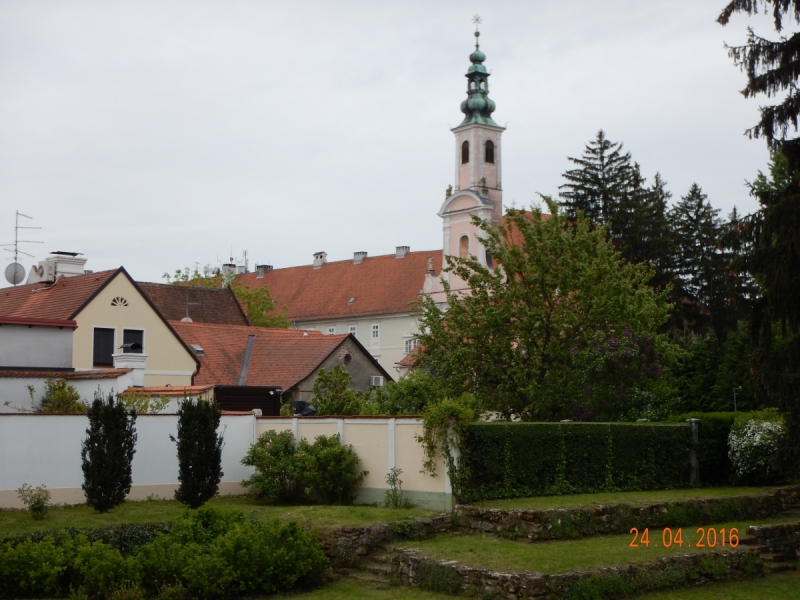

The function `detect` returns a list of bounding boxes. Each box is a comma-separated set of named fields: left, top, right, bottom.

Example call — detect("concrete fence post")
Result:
left=688, top=418, right=701, bottom=485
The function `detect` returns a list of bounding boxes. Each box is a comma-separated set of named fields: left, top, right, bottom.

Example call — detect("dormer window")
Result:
left=461, top=141, right=469, bottom=164
left=485, top=140, right=495, bottom=164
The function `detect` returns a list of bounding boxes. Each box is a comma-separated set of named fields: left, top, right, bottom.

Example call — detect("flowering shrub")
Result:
left=728, top=419, right=786, bottom=484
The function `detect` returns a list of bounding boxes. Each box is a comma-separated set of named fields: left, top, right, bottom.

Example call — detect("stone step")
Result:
left=760, top=552, right=798, bottom=563
left=363, top=563, right=393, bottom=577
left=346, top=570, right=391, bottom=586
left=370, top=553, right=393, bottom=564
left=766, top=562, right=797, bottom=574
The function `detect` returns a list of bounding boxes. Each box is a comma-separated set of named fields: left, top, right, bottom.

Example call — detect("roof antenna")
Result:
left=182, top=291, right=202, bottom=323
left=1, top=211, right=43, bottom=286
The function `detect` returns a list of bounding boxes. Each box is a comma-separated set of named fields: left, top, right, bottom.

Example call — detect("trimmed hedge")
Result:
left=457, top=423, right=690, bottom=502
left=0, top=522, right=172, bottom=555
left=669, top=410, right=782, bottom=485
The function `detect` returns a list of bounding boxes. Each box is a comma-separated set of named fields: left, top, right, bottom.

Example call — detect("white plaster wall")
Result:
left=0, top=372, right=134, bottom=413
left=296, top=312, right=420, bottom=374
left=0, top=413, right=256, bottom=508
left=0, top=325, right=73, bottom=369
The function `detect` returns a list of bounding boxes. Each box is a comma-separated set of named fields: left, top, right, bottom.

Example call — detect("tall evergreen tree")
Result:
left=172, top=399, right=224, bottom=508
left=81, top=393, right=137, bottom=513
left=669, top=184, right=729, bottom=336
left=559, top=130, right=633, bottom=224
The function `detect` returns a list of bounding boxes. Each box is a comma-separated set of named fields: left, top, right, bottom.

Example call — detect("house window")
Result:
left=122, top=329, right=144, bottom=353
left=93, top=328, right=115, bottom=366
left=327, top=326, right=336, bottom=335
left=485, top=140, right=495, bottom=164
left=461, top=140, right=469, bottom=164
left=372, top=324, right=380, bottom=339
left=459, top=235, right=469, bottom=258
left=404, top=338, right=418, bottom=355
left=349, top=325, right=357, bottom=337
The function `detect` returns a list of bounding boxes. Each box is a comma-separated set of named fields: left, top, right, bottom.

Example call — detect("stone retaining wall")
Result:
left=454, top=485, right=800, bottom=542
left=746, top=521, right=800, bottom=558
left=392, top=547, right=764, bottom=599
left=317, top=515, right=453, bottom=568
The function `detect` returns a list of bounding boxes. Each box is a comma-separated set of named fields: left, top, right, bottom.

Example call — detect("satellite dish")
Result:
left=5, top=262, right=25, bottom=285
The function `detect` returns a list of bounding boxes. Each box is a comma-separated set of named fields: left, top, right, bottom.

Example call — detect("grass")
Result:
left=397, top=516, right=797, bottom=574
left=640, top=570, right=800, bottom=599
left=473, top=486, right=783, bottom=510
left=0, top=495, right=438, bottom=537
left=273, top=579, right=451, bottom=600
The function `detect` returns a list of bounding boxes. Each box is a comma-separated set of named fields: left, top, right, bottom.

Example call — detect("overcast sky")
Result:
left=0, top=1, right=782, bottom=286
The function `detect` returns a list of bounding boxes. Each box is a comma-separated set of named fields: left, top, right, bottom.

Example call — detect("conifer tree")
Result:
left=559, top=130, right=633, bottom=224
left=669, top=184, right=728, bottom=336
left=81, top=393, right=137, bottom=513
left=172, top=399, right=224, bottom=508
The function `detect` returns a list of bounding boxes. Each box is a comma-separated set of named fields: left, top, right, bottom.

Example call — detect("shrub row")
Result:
left=457, top=422, right=690, bottom=502
left=0, top=522, right=172, bottom=556
left=0, top=507, right=327, bottom=599
left=669, top=410, right=783, bottom=485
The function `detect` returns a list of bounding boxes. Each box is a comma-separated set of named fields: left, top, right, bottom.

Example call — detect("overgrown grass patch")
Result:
left=0, top=495, right=438, bottom=538
left=639, top=569, right=800, bottom=599
left=398, top=516, right=793, bottom=574
left=472, top=486, right=781, bottom=510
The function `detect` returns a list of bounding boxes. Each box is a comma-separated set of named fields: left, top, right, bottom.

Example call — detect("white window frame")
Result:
left=122, top=328, right=145, bottom=353
left=371, top=324, right=380, bottom=339
left=327, top=326, right=336, bottom=335
left=349, top=325, right=357, bottom=337
left=404, top=338, right=418, bottom=355
left=92, top=326, right=116, bottom=367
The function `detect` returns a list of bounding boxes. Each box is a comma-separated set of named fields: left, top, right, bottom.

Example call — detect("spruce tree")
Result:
left=81, top=392, right=137, bottom=513
left=668, top=184, right=729, bottom=336
left=172, top=399, right=224, bottom=508
left=559, top=130, right=633, bottom=224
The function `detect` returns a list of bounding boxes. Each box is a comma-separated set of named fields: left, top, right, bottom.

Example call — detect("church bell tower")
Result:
left=437, top=26, right=505, bottom=282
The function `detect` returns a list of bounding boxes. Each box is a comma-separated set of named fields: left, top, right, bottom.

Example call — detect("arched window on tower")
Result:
left=485, top=140, right=495, bottom=164
left=459, top=235, right=469, bottom=258
left=461, top=141, right=469, bottom=164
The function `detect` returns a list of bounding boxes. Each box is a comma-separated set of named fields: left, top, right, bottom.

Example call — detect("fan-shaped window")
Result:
left=461, top=141, right=469, bottom=164
left=459, top=235, right=469, bottom=258
left=485, top=140, right=495, bottom=164
left=111, top=296, right=128, bottom=307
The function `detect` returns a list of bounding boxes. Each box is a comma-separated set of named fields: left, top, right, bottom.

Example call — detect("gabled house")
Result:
left=0, top=263, right=199, bottom=387
left=169, top=321, right=392, bottom=404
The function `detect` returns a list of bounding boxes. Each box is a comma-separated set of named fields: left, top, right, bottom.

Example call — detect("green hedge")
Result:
left=0, top=522, right=172, bottom=556
left=669, top=410, right=782, bottom=485
left=457, top=423, right=691, bottom=502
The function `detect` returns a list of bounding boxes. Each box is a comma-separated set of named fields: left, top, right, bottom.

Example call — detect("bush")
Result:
left=0, top=522, right=172, bottom=556
left=241, top=431, right=366, bottom=505
left=670, top=409, right=784, bottom=484
left=0, top=537, right=68, bottom=598
left=38, top=378, right=87, bottom=414
left=81, top=392, right=137, bottom=513
left=70, top=538, right=139, bottom=599
left=310, top=365, right=364, bottom=415
left=457, top=422, right=690, bottom=502
left=299, top=435, right=367, bottom=504
left=172, top=400, right=224, bottom=509
left=728, top=419, right=786, bottom=484
left=16, top=483, right=51, bottom=520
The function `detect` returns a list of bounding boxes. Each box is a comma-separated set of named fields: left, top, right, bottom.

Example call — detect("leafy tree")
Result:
left=172, top=400, right=224, bottom=508
left=363, top=368, right=445, bottom=415
left=559, top=130, right=633, bottom=225
left=81, top=392, right=137, bottom=513
left=310, top=365, right=364, bottom=415
left=415, top=197, right=674, bottom=421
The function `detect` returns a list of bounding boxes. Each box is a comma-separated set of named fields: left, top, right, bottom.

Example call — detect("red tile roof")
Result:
left=137, top=282, right=249, bottom=326
left=0, top=269, right=119, bottom=320
left=170, top=321, right=388, bottom=389
left=126, top=385, right=215, bottom=397
left=236, top=250, right=443, bottom=322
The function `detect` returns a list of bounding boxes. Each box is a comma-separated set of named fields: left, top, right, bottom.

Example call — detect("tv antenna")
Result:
left=1, top=211, right=43, bottom=286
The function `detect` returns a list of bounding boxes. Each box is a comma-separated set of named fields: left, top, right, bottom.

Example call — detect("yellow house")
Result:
left=0, top=264, right=199, bottom=386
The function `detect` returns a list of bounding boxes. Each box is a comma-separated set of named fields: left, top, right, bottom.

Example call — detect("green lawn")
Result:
left=0, top=496, right=438, bottom=537
left=473, top=486, right=782, bottom=510
left=641, top=570, right=800, bottom=599
left=274, top=579, right=449, bottom=600
left=397, top=516, right=797, bottom=574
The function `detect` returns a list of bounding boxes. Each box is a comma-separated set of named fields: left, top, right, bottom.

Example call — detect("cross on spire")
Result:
left=473, top=14, right=482, bottom=31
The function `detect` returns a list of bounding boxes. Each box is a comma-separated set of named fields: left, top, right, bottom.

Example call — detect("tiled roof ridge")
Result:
left=256, top=248, right=443, bottom=272
left=167, top=320, right=337, bottom=336
left=138, top=281, right=226, bottom=292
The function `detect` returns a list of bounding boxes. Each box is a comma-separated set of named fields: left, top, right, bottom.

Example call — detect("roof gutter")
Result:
left=0, top=317, right=78, bottom=329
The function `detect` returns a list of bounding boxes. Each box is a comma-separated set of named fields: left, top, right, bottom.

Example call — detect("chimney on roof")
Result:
left=313, top=252, right=327, bottom=269
left=353, top=251, right=367, bottom=264
left=255, top=264, right=272, bottom=278
left=26, top=252, right=88, bottom=284
left=221, top=263, right=236, bottom=277
left=395, top=246, right=410, bottom=258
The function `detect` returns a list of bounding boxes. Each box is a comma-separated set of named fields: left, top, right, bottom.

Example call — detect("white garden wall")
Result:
left=0, top=413, right=256, bottom=508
